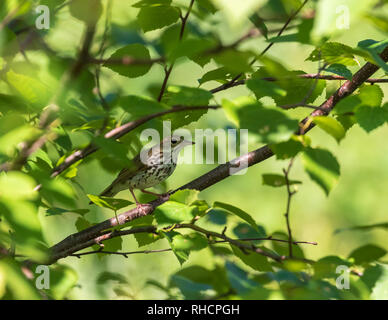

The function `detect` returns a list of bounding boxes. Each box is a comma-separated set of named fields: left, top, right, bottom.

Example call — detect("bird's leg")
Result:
left=129, top=188, right=151, bottom=215
left=141, top=189, right=170, bottom=201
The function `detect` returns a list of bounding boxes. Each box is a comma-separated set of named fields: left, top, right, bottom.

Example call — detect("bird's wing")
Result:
left=98, top=155, right=149, bottom=197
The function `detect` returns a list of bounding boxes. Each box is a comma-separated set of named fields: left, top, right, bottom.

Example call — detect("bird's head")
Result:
left=159, top=135, right=194, bottom=163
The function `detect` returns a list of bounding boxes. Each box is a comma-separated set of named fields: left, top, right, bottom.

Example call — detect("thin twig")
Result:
left=283, top=158, right=296, bottom=258
left=211, top=0, right=310, bottom=94
left=157, top=0, right=195, bottom=102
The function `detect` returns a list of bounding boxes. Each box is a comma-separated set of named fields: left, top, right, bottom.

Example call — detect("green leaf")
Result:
left=249, top=13, right=268, bottom=39
left=93, top=136, right=132, bottom=167
left=313, top=116, right=346, bottom=143
left=302, top=147, right=340, bottom=196
left=334, top=95, right=362, bottom=114
left=154, top=201, right=197, bottom=229
left=233, top=223, right=266, bottom=241
left=270, top=231, right=305, bottom=259
left=134, top=232, right=161, bottom=247
left=231, top=245, right=272, bottom=272
left=238, top=101, right=299, bottom=143
left=225, top=261, right=259, bottom=295
left=358, top=85, right=384, bottom=107
left=0, top=172, right=37, bottom=200
left=325, top=64, right=353, bottom=79
left=0, top=258, right=41, bottom=300
left=40, top=177, right=76, bottom=207
left=349, top=244, right=387, bottom=265
left=105, top=44, right=152, bottom=78
left=307, top=42, right=359, bottom=66
left=168, top=38, right=215, bottom=65
left=97, top=272, right=128, bottom=284
left=170, top=275, right=213, bottom=299
left=262, top=174, right=302, bottom=188
left=45, top=207, right=89, bottom=216
left=137, top=5, right=180, bottom=32
left=0, top=200, right=46, bottom=260
left=6, top=70, right=51, bottom=110
left=133, top=0, right=172, bottom=7
left=246, top=78, right=287, bottom=100
left=169, top=189, right=200, bottom=205
left=313, top=256, right=351, bottom=280
left=334, top=222, right=388, bottom=234
left=118, top=95, right=168, bottom=118
left=358, top=39, right=388, bottom=73
left=163, top=231, right=190, bottom=265
left=213, top=49, right=254, bottom=73
left=69, top=0, right=102, bottom=25
left=213, top=201, right=258, bottom=231
left=172, top=233, right=208, bottom=251
left=362, top=264, right=388, bottom=300
left=269, top=135, right=310, bottom=160
left=87, top=194, right=133, bottom=211
left=47, top=265, right=78, bottom=300
left=166, top=86, right=213, bottom=106
left=199, top=67, right=234, bottom=85
left=355, top=106, right=387, bottom=133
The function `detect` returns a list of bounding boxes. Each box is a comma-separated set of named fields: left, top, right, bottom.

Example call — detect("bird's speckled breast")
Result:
left=129, top=163, right=176, bottom=190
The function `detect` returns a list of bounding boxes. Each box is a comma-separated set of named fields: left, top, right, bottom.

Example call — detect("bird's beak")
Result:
left=183, top=140, right=195, bottom=146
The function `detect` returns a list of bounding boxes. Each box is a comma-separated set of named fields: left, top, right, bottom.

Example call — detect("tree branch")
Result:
left=47, top=45, right=388, bottom=264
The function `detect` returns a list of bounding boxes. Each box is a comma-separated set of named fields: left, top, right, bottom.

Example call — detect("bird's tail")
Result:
left=89, top=184, right=117, bottom=205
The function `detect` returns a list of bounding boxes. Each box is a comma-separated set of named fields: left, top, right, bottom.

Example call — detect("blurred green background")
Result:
left=29, top=0, right=388, bottom=299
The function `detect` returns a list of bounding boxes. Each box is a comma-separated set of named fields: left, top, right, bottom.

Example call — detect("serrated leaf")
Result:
left=269, top=135, right=310, bottom=160
left=313, top=116, right=346, bottom=143
left=325, top=64, right=352, bottom=79
left=302, top=147, right=340, bottom=196
left=87, top=194, right=133, bottom=211
left=169, top=189, right=199, bottom=205
left=154, top=201, right=197, bottom=229
left=307, top=42, right=359, bottom=66
left=163, top=231, right=190, bottom=265
left=213, top=201, right=258, bottom=231
left=358, top=85, right=384, bottom=107
left=105, top=44, right=152, bottom=78
left=355, top=105, right=387, bottom=133
left=134, top=232, right=161, bottom=247
left=334, top=95, right=362, bottom=114
left=262, top=174, right=302, bottom=187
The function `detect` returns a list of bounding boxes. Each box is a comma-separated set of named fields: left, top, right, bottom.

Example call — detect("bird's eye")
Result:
left=171, top=137, right=179, bottom=145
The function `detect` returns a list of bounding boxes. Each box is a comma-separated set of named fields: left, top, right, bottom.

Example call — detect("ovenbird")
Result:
left=91, top=135, right=194, bottom=211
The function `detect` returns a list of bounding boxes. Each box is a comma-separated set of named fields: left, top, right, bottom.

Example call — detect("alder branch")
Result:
left=283, top=158, right=296, bottom=257
left=157, top=0, right=195, bottom=102
left=47, top=45, right=388, bottom=264
left=211, top=0, right=310, bottom=94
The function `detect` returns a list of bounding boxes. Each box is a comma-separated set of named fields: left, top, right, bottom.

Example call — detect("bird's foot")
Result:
left=136, top=203, right=153, bottom=216
left=159, top=192, right=171, bottom=202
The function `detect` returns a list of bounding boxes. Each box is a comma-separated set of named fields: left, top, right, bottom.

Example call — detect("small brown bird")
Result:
left=92, top=135, right=194, bottom=211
